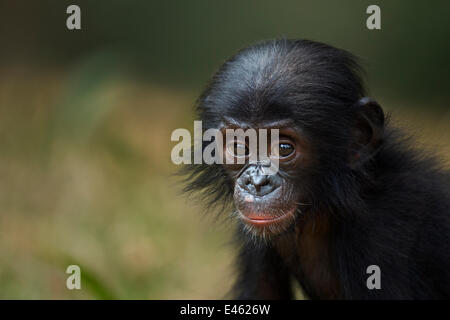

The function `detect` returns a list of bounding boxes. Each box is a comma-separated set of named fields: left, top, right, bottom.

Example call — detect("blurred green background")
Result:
left=0, top=0, right=448, bottom=299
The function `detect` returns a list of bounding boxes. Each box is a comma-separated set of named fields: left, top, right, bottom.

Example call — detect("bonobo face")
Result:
left=221, top=121, right=312, bottom=236
left=194, top=40, right=378, bottom=238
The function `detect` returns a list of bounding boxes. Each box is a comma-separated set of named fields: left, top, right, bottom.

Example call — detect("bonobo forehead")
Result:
left=220, top=103, right=297, bottom=129
left=199, top=39, right=365, bottom=126
left=220, top=115, right=295, bottom=130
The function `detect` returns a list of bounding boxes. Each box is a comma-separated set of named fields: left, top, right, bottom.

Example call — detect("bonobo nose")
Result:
left=237, top=167, right=278, bottom=197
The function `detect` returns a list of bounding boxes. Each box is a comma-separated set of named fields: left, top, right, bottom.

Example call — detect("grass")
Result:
left=0, top=64, right=448, bottom=299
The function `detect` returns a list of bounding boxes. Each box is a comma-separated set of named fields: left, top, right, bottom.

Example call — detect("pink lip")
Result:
left=240, top=210, right=294, bottom=226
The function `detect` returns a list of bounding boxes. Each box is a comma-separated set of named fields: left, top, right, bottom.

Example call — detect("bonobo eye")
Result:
left=271, top=141, right=295, bottom=159
left=227, top=140, right=250, bottom=158
left=279, top=143, right=294, bottom=157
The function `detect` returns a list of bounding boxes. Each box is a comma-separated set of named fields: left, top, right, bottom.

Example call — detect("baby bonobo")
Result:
left=183, top=39, right=450, bottom=299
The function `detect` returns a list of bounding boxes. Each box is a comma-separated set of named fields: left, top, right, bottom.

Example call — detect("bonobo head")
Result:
left=188, top=39, right=385, bottom=238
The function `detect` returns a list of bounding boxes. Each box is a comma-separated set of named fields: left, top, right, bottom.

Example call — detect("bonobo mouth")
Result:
left=232, top=164, right=299, bottom=234
left=238, top=206, right=297, bottom=232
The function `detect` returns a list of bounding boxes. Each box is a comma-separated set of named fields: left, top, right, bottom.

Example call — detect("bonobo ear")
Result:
left=350, top=97, right=385, bottom=166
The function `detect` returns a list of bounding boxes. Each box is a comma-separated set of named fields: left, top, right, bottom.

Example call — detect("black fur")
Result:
left=183, top=39, right=450, bottom=299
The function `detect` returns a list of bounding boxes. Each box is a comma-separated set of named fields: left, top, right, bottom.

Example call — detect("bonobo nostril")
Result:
left=237, top=173, right=275, bottom=196
left=236, top=165, right=280, bottom=196
left=251, top=175, right=269, bottom=189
